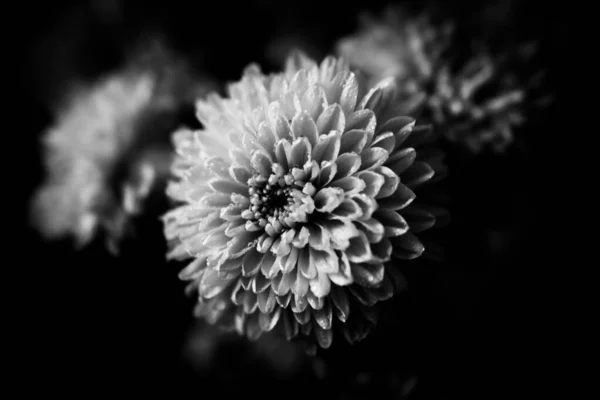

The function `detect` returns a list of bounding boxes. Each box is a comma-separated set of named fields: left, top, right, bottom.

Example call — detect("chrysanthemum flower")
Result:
left=337, top=7, right=547, bottom=153
left=164, top=52, right=447, bottom=350
left=31, top=44, right=213, bottom=253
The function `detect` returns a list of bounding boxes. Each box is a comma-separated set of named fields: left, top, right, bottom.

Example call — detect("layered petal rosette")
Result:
left=164, top=53, right=447, bottom=349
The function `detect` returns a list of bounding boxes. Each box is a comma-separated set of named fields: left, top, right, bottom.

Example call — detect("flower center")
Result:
left=242, top=163, right=316, bottom=238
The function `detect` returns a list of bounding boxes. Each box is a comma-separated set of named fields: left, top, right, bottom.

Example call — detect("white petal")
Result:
left=301, top=84, right=328, bottom=121
left=291, top=110, right=318, bottom=146
left=316, top=104, right=345, bottom=135
left=339, top=73, right=359, bottom=115
left=340, top=129, right=368, bottom=154
left=334, top=152, right=361, bottom=179
left=345, top=231, right=372, bottom=263
left=312, top=131, right=341, bottom=163
left=314, top=187, right=345, bottom=212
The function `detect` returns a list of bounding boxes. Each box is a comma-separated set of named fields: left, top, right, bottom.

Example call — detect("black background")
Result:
left=15, top=0, right=566, bottom=398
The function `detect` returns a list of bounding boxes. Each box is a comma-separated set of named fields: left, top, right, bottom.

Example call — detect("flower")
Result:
left=31, top=43, right=214, bottom=253
left=164, top=52, right=447, bottom=350
left=337, top=7, right=548, bottom=153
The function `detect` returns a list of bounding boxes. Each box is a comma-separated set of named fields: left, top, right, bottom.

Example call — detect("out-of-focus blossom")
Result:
left=31, top=41, right=215, bottom=253
left=163, top=51, right=447, bottom=351
left=337, top=7, right=550, bottom=153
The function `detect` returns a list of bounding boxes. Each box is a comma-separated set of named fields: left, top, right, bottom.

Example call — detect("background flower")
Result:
left=164, top=52, right=447, bottom=350
left=30, top=40, right=215, bottom=253
left=336, top=5, right=552, bottom=154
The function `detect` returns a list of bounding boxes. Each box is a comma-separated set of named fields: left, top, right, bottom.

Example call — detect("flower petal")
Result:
left=377, top=183, right=415, bottom=210
left=346, top=110, right=376, bottom=144
left=257, top=289, right=277, bottom=313
left=360, top=147, right=389, bottom=170
left=242, top=247, right=263, bottom=277
left=339, top=73, right=359, bottom=115
left=291, top=292, right=309, bottom=313
left=370, top=131, right=395, bottom=154
left=334, top=152, right=361, bottom=180
left=289, top=69, right=309, bottom=95
left=230, top=165, right=253, bottom=184
left=313, top=301, right=333, bottom=330
left=257, top=122, right=277, bottom=155
left=370, top=238, right=392, bottom=263
left=291, top=110, right=318, bottom=147
left=292, top=226, right=310, bottom=248
left=374, top=166, right=400, bottom=199
left=310, top=248, right=339, bottom=274
left=356, top=171, right=385, bottom=198
left=374, top=209, right=409, bottom=237
left=345, top=231, right=372, bottom=263
left=274, top=139, right=292, bottom=169
left=178, top=256, right=207, bottom=281
left=275, top=271, right=296, bottom=296
left=301, top=85, right=328, bottom=121
left=309, top=268, right=331, bottom=297
left=274, top=114, right=293, bottom=141
left=289, top=137, right=312, bottom=168
left=377, top=116, right=415, bottom=135
left=403, top=161, right=435, bottom=188
left=199, top=267, right=231, bottom=299
left=330, top=285, right=350, bottom=322
left=251, top=272, right=271, bottom=293
left=312, top=131, right=341, bottom=163
left=292, top=268, right=310, bottom=298
left=283, top=246, right=300, bottom=274
left=314, top=187, right=345, bottom=212
left=298, top=247, right=317, bottom=279
left=313, top=162, right=334, bottom=188
left=340, top=129, right=369, bottom=154
left=387, top=148, right=416, bottom=176
left=307, top=223, right=331, bottom=251
left=294, top=308, right=312, bottom=325
left=321, top=220, right=360, bottom=250
left=402, top=205, right=437, bottom=233
left=329, top=252, right=353, bottom=286
left=251, top=150, right=273, bottom=178
left=260, top=251, right=277, bottom=277
left=316, top=104, right=345, bottom=135
left=276, top=292, right=292, bottom=308
left=314, top=324, right=333, bottom=349
left=351, top=263, right=385, bottom=288
left=281, top=91, right=302, bottom=120
left=390, top=232, right=425, bottom=259
left=329, top=199, right=363, bottom=220
left=208, top=178, right=248, bottom=195
left=259, top=308, right=281, bottom=332
left=354, top=218, right=385, bottom=243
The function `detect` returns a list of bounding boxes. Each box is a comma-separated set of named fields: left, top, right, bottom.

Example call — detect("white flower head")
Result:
left=164, top=52, right=447, bottom=349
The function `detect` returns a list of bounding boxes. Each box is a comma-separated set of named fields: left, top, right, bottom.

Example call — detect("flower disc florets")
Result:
left=164, top=52, right=447, bottom=349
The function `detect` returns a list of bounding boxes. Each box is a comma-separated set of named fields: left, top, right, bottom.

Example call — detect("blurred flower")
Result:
left=337, top=6, right=550, bottom=153
left=164, top=51, right=447, bottom=351
left=31, top=41, right=215, bottom=253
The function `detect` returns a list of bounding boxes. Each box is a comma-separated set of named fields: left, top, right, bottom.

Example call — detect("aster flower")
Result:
left=164, top=52, right=447, bottom=350
left=336, top=7, right=549, bottom=153
left=31, top=43, right=214, bottom=253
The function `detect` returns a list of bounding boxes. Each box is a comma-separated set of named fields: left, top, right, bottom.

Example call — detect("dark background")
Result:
left=15, top=0, right=566, bottom=398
